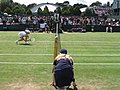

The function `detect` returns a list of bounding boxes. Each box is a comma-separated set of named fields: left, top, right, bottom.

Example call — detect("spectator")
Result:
left=2, top=17, right=7, bottom=26
left=106, top=22, right=112, bottom=32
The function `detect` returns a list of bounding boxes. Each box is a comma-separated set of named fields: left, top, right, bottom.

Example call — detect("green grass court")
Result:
left=0, top=31, right=120, bottom=90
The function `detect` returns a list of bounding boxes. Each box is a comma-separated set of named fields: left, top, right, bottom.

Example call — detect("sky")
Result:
left=13, top=0, right=113, bottom=6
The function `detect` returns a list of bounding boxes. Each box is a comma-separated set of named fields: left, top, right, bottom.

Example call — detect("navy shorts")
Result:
left=54, top=68, right=73, bottom=88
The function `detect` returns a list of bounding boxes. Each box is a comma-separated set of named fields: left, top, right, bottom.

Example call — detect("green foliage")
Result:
left=107, top=2, right=110, bottom=7
left=72, top=6, right=81, bottom=15
left=26, top=9, right=32, bottom=15
left=67, top=6, right=74, bottom=15
left=0, top=0, right=12, bottom=12
left=43, top=6, right=50, bottom=15
left=0, top=0, right=109, bottom=16
left=4, top=7, right=13, bottom=14
left=61, top=6, right=70, bottom=15
left=84, top=8, right=94, bottom=16
left=37, top=7, right=43, bottom=15
left=56, top=7, right=62, bottom=15
left=90, top=1, right=102, bottom=7
left=61, top=4, right=82, bottom=16
left=0, top=0, right=27, bottom=15
left=0, top=0, right=87, bottom=16
left=12, top=5, right=25, bottom=14
left=73, top=3, right=87, bottom=8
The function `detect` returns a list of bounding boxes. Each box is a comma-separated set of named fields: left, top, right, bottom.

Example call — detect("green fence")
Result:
left=0, top=24, right=39, bottom=31
left=86, top=25, right=120, bottom=32
left=0, top=24, right=120, bottom=32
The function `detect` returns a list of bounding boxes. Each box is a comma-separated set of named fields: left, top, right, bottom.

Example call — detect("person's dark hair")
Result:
left=60, top=48, right=67, bottom=54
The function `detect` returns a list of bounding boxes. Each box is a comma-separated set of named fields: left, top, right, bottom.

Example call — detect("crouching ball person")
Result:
left=15, top=29, right=31, bottom=44
left=51, top=48, right=77, bottom=90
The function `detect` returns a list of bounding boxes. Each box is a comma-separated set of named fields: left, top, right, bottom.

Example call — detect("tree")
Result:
left=4, top=7, right=13, bottom=14
left=37, top=7, right=43, bottom=15
left=90, top=1, right=102, bottom=7
left=56, top=7, right=62, bottom=15
left=61, top=7, right=70, bottom=15
left=43, top=6, right=49, bottom=15
left=0, top=0, right=13, bottom=12
left=12, top=5, right=25, bottom=15
left=26, top=9, right=32, bottom=15
left=68, top=6, right=74, bottom=15
left=107, top=2, right=110, bottom=7
left=73, top=3, right=87, bottom=8
left=72, top=6, right=81, bottom=15
left=84, top=8, right=94, bottom=16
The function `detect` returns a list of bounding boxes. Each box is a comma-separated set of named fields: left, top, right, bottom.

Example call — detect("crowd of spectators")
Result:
left=0, top=15, right=54, bottom=32
left=0, top=15, right=120, bottom=32
left=61, top=16, right=120, bottom=26
left=1, top=15, right=120, bottom=26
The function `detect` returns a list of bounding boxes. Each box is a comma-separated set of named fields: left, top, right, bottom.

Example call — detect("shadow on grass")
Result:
left=67, top=87, right=78, bottom=90
left=53, top=85, right=78, bottom=90
left=19, top=43, right=32, bottom=46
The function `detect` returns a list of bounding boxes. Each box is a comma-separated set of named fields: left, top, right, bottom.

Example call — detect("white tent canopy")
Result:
left=80, top=7, right=87, bottom=12
left=31, top=3, right=61, bottom=13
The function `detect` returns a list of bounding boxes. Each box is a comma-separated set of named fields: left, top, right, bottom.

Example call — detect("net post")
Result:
left=53, top=12, right=60, bottom=59
left=54, top=36, right=58, bottom=59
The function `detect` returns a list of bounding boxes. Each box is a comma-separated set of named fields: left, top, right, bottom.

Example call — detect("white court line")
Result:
left=0, top=54, right=53, bottom=56
left=0, top=54, right=120, bottom=56
left=0, top=62, right=120, bottom=65
left=0, top=40, right=120, bottom=43
left=0, top=62, right=52, bottom=65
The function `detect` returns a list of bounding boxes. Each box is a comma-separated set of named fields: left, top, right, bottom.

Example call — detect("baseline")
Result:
left=0, top=62, right=120, bottom=65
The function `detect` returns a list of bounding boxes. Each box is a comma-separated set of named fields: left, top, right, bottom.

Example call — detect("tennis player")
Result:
left=15, top=29, right=31, bottom=44
left=51, top=48, right=77, bottom=90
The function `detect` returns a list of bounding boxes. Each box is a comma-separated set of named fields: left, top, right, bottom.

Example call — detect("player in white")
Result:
left=15, top=29, right=31, bottom=44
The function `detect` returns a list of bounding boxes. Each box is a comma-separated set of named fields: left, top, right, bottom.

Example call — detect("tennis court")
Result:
left=0, top=32, right=120, bottom=90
